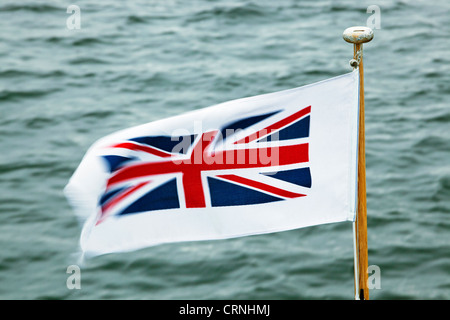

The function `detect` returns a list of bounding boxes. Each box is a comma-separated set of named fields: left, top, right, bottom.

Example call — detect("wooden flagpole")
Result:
left=343, top=26, right=373, bottom=300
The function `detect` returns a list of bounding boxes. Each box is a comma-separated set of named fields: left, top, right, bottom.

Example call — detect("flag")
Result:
left=65, top=70, right=360, bottom=257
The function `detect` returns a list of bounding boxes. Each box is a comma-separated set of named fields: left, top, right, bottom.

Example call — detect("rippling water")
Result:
left=0, top=0, right=449, bottom=300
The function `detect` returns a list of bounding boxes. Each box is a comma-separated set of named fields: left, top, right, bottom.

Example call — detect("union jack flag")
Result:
left=66, top=71, right=360, bottom=257
left=97, top=105, right=312, bottom=224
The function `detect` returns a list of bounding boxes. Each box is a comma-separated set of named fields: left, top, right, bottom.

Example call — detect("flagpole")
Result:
left=343, top=26, right=373, bottom=300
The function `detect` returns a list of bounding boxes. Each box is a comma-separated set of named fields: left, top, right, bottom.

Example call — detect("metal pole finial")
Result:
left=343, top=26, right=374, bottom=44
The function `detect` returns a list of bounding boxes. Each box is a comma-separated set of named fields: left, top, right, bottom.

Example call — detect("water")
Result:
left=0, top=0, right=449, bottom=300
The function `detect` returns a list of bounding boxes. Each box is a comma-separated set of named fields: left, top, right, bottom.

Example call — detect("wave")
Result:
left=0, top=88, right=61, bottom=101
left=0, top=69, right=66, bottom=79
left=185, top=3, right=266, bottom=23
left=0, top=3, right=62, bottom=13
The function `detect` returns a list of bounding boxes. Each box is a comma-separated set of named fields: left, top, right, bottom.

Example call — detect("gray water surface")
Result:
left=0, top=0, right=449, bottom=299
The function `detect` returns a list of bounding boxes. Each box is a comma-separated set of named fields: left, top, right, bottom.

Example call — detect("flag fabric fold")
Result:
left=65, top=70, right=360, bottom=257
